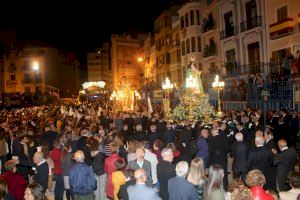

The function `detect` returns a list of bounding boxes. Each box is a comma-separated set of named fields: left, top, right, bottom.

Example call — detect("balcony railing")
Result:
left=22, top=78, right=42, bottom=84
left=220, top=26, right=237, bottom=39
left=202, top=19, right=215, bottom=33
left=242, top=62, right=267, bottom=74
left=203, top=43, right=217, bottom=58
left=6, top=80, right=17, bottom=85
left=225, top=61, right=240, bottom=75
left=269, top=18, right=294, bottom=40
left=240, top=16, right=262, bottom=32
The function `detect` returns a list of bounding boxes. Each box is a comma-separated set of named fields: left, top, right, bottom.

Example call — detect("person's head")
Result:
left=205, top=164, right=224, bottom=199
left=161, top=148, right=174, bottom=162
left=150, top=125, right=156, bottom=132
left=74, top=150, right=85, bottom=162
left=4, top=160, right=17, bottom=173
left=53, top=139, right=60, bottom=148
left=33, top=152, right=44, bottom=165
left=278, top=139, right=288, bottom=151
left=187, top=157, right=206, bottom=185
left=114, top=134, right=124, bottom=147
left=153, top=139, right=164, bottom=151
left=287, top=172, right=300, bottom=189
left=135, top=124, right=142, bottom=131
left=127, top=141, right=139, bottom=154
left=141, top=141, right=150, bottom=150
left=231, top=184, right=252, bottom=200
left=24, top=183, right=44, bottom=200
left=135, top=147, right=145, bottom=160
left=255, top=130, right=264, bottom=137
left=175, top=161, right=189, bottom=177
left=200, top=129, right=209, bottom=138
left=264, top=129, right=274, bottom=141
left=134, top=168, right=147, bottom=184
left=110, top=142, right=119, bottom=154
left=124, top=169, right=134, bottom=180
left=115, top=159, right=126, bottom=172
left=246, top=169, right=266, bottom=187
left=255, top=136, right=265, bottom=147
left=235, top=132, right=243, bottom=142
left=123, top=124, right=128, bottom=131
left=211, top=128, right=219, bottom=136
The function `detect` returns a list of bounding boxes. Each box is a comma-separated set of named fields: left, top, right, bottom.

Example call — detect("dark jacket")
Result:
left=69, top=162, right=97, bottom=195
left=231, top=141, right=249, bottom=172
left=168, top=176, right=198, bottom=200
left=128, top=159, right=152, bottom=186
left=34, top=160, right=49, bottom=193
left=247, top=146, right=272, bottom=177
left=157, top=160, right=176, bottom=200
left=117, top=179, right=135, bottom=200
left=40, top=130, right=58, bottom=150
left=92, top=152, right=105, bottom=176
left=208, top=134, right=228, bottom=166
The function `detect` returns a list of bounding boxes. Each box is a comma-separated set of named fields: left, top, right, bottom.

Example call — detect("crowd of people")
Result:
left=0, top=102, right=299, bottom=200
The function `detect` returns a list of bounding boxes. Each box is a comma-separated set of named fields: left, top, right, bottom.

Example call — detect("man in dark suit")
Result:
left=264, top=129, right=277, bottom=190
left=33, top=151, right=49, bottom=193
left=273, top=139, right=297, bottom=191
left=231, top=132, right=249, bottom=181
left=128, top=147, right=152, bottom=186
left=168, top=161, right=198, bottom=200
left=157, top=148, right=176, bottom=200
left=128, top=169, right=161, bottom=200
left=247, top=136, right=273, bottom=189
left=264, top=130, right=276, bottom=150
left=40, top=126, right=58, bottom=151
left=208, top=128, right=228, bottom=190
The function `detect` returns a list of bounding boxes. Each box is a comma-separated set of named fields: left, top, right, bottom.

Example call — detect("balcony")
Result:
left=22, top=78, right=42, bottom=84
left=220, top=26, right=237, bottom=40
left=242, top=62, right=266, bottom=74
left=202, top=19, right=215, bottom=33
left=203, top=42, right=217, bottom=58
left=269, top=18, right=294, bottom=40
left=225, top=61, right=240, bottom=75
left=6, top=80, right=17, bottom=85
left=240, top=16, right=262, bottom=32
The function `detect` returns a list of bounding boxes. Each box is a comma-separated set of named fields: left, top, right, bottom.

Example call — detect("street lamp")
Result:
left=162, top=77, right=174, bottom=121
left=137, top=57, right=143, bottom=63
left=212, top=75, right=225, bottom=116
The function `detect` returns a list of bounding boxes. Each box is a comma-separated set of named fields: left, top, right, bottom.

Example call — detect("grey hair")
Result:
left=34, top=151, right=44, bottom=160
left=175, top=161, right=189, bottom=177
left=255, top=136, right=265, bottom=146
left=235, top=132, right=243, bottom=141
left=161, top=148, right=173, bottom=159
left=74, top=150, right=85, bottom=162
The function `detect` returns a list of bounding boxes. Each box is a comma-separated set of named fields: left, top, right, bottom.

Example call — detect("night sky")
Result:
left=0, top=0, right=180, bottom=64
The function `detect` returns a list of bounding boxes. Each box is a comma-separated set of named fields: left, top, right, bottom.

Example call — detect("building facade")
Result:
left=111, top=34, right=145, bottom=90
left=154, top=6, right=179, bottom=87
left=3, top=46, right=80, bottom=97
left=87, top=43, right=112, bottom=91
left=179, top=1, right=202, bottom=86
left=266, top=0, right=300, bottom=65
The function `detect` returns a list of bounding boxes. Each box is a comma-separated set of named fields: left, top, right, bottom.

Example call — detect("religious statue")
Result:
left=185, top=56, right=204, bottom=94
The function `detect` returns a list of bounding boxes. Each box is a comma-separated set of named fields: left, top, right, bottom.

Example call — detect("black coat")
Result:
left=117, top=179, right=135, bottom=200
left=265, top=139, right=276, bottom=150
left=208, top=134, right=228, bottom=166
left=92, top=152, right=105, bottom=176
left=247, top=146, right=272, bottom=177
left=231, top=141, right=249, bottom=173
left=274, top=148, right=297, bottom=181
left=40, top=130, right=58, bottom=150
left=34, top=161, right=49, bottom=193
left=157, top=160, right=176, bottom=200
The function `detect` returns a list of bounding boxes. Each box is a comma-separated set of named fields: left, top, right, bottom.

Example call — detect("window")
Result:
left=181, top=16, right=185, bottom=29
left=24, top=74, right=30, bottom=83
left=186, top=39, right=190, bottom=54
left=185, top=13, right=189, bottom=27
left=226, top=49, right=236, bottom=62
left=182, top=41, right=186, bottom=56
left=166, top=53, right=170, bottom=64
left=10, top=75, right=15, bottom=80
left=190, top=11, right=195, bottom=25
left=191, top=37, right=196, bottom=52
left=209, top=37, right=214, bottom=46
left=197, top=37, right=201, bottom=52
left=277, top=5, right=287, bottom=22
left=196, top=10, right=200, bottom=25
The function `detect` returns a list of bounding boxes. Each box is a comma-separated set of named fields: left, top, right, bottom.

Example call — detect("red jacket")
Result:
left=50, top=147, right=64, bottom=174
left=0, top=171, right=27, bottom=200
left=104, top=153, right=121, bottom=198
left=250, top=186, right=274, bottom=200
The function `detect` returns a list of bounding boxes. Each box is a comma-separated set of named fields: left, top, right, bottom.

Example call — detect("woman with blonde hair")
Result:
left=204, top=164, right=224, bottom=200
left=187, top=157, right=207, bottom=200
